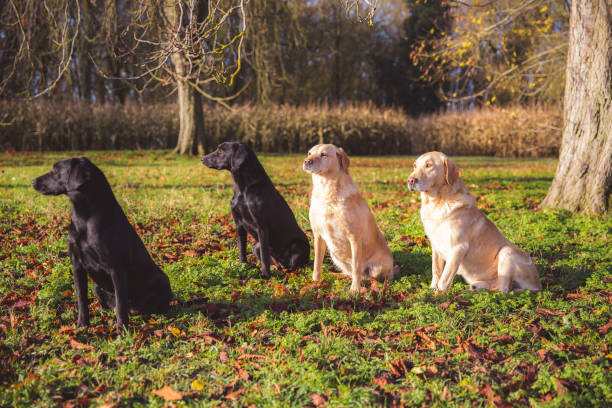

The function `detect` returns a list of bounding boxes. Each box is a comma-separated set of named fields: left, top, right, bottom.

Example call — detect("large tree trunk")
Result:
left=172, top=72, right=205, bottom=155
left=165, top=0, right=206, bottom=155
left=541, top=0, right=612, bottom=213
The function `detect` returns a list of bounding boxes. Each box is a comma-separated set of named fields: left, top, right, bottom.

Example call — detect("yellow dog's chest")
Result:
left=310, top=199, right=352, bottom=256
left=422, top=218, right=453, bottom=259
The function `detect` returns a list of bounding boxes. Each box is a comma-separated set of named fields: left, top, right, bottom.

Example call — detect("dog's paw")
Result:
left=435, top=282, right=449, bottom=295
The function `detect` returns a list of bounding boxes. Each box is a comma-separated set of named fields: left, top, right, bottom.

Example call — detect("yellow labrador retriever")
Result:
left=302, top=144, right=396, bottom=293
left=407, top=151, right=542, bottom=293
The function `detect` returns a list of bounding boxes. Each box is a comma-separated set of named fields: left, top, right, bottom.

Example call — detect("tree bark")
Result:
left=165, top=0, right=206, bottom=155
left=541, top=0, right=612, bottom=213
left=172, top=71, right=205, bottom=155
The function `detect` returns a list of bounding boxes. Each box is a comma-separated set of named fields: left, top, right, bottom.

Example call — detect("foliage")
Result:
left=373, top=0, right=451, bottom=113
left=0, top=101, right=562, bottom=157
left=410, top=0, right=569, bottom=106
left=1, top=151, right=611, bottom=406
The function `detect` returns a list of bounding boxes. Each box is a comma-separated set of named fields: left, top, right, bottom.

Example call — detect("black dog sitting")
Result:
left=32, top=158, right=173, bottom=330
left=202, top=142, right=310, bottom=277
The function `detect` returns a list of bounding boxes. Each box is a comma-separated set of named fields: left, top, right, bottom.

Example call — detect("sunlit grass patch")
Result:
left=1, top=151, right=610, bottom=407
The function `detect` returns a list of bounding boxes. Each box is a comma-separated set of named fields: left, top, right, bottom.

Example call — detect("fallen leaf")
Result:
left=491, top=334, right=515, bottom=344
left=538, top=308, right=568, bottom=316
left=191, top=379, right=204, bottom=391
left=70, top=339, right=94, bottom=350
left=219, top=351, right=229, bottom=363
left=310, top=393, right=327, bottom=406
left=225, top=387, right=245, bottom=400
left=167, top=326, right=181, bottom=337
left=234, top=362, right=249, bottom=381
left=373, top=372, right=394, bottom=387
left=566, top=293, right=588, bottom=300
left=597, top=319, right=612, bottom=335
left=152, top=385, right=183, bottom=402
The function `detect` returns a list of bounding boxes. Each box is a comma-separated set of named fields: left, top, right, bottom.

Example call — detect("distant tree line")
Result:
left=0, top=0, right=569, bottom=113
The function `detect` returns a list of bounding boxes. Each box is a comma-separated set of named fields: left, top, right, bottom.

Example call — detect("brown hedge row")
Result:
left=0, top=101, right=561, bottom=157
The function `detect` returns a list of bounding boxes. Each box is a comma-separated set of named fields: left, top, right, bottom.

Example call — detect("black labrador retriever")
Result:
left=32, top=157, right=172, bottom=331
left=201, top=142, right=310, bottom=277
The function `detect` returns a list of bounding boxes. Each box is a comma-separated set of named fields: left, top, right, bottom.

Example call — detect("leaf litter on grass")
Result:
left=0, top=152, right=611, bottom=407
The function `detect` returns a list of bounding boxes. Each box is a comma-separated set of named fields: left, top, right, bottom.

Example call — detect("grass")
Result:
left=1, top=151, right=610, bottom=407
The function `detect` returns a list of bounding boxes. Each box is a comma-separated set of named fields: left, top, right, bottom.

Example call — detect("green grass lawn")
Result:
left=1, top=151, right=610, bottom=407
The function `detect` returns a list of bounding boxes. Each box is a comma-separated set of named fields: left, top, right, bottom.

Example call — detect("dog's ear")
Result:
left=336, top=147, right=350, bottom=173
left=444, top=157, right=460, bottom=185
left=67, top=158, right=92, bottom=191
left=231, top=143, right=249, bottom=172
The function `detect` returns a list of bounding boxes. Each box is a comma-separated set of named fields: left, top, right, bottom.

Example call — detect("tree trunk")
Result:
left=165, top=0, right=206, bottom=155
left=172, top=72, right=205, bottom=155
left=541, top=0, right=612, bottom=213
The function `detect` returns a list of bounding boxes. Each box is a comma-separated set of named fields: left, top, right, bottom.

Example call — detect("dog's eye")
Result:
left=426, top=163, right=432, bottom=168
left=320, top=153, right=326, bottom=157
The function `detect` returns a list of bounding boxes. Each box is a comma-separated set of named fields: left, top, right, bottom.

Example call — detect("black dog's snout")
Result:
left=304, top=158, right=314, bottom=166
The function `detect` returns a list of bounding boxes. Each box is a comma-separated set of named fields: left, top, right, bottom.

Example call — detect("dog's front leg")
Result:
left=110, top=270, right=129, bottom=331
left=430, top=249, right=444, bottom=291
left=436, top=244, right=468, bottom=293
left=236, top=225, right=248, bottom=263
left=70, top=254, right=90, bottom=327
left=256, top=225, right=271, bottom=278
left=348, top=237, right=363, bottom=293
left=312, top=233, right=326, bottom=282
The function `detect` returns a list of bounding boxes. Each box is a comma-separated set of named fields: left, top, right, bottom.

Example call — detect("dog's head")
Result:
left=32, top=157, right=95, bottom=195
left=407, top=151, right=460, bottom=192
left=302, top=144, right=350, bottom=177
left=201, top=141, right=251, bottom=172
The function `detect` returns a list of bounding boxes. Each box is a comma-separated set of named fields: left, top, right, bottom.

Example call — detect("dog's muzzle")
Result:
left=407, top=176, right=418, bottom=191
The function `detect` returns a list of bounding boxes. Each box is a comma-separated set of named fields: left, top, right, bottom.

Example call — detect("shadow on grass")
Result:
left=536, top=246, right=598, bottom=292
left=167, top=249, right=431, bottom=327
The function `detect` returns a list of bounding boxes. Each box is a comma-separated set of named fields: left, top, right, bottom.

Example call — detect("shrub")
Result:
left=0, top=101, right=561, bottom=157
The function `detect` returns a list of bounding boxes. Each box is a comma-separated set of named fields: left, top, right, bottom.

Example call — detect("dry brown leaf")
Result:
left=151, top=385, right=183, bottom=402
left=310, top=393, right=327, bottom=406
left=219, top=351, right=229, bottom=363
left=70, top=339, right=94, bottom=350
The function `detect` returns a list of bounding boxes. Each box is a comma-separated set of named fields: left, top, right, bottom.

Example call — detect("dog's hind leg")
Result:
left=498, top=246, right=541, bottom=293
left=469, top=279, right=499, bottom=291
left=94, top=284, right=116, bottom=310
left=252, top=242, right=261, bottom=261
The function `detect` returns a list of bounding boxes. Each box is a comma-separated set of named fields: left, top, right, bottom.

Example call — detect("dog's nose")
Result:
left=407, top=177, right=418, bottom=186
left=304, top=158, right=313, bottom=166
